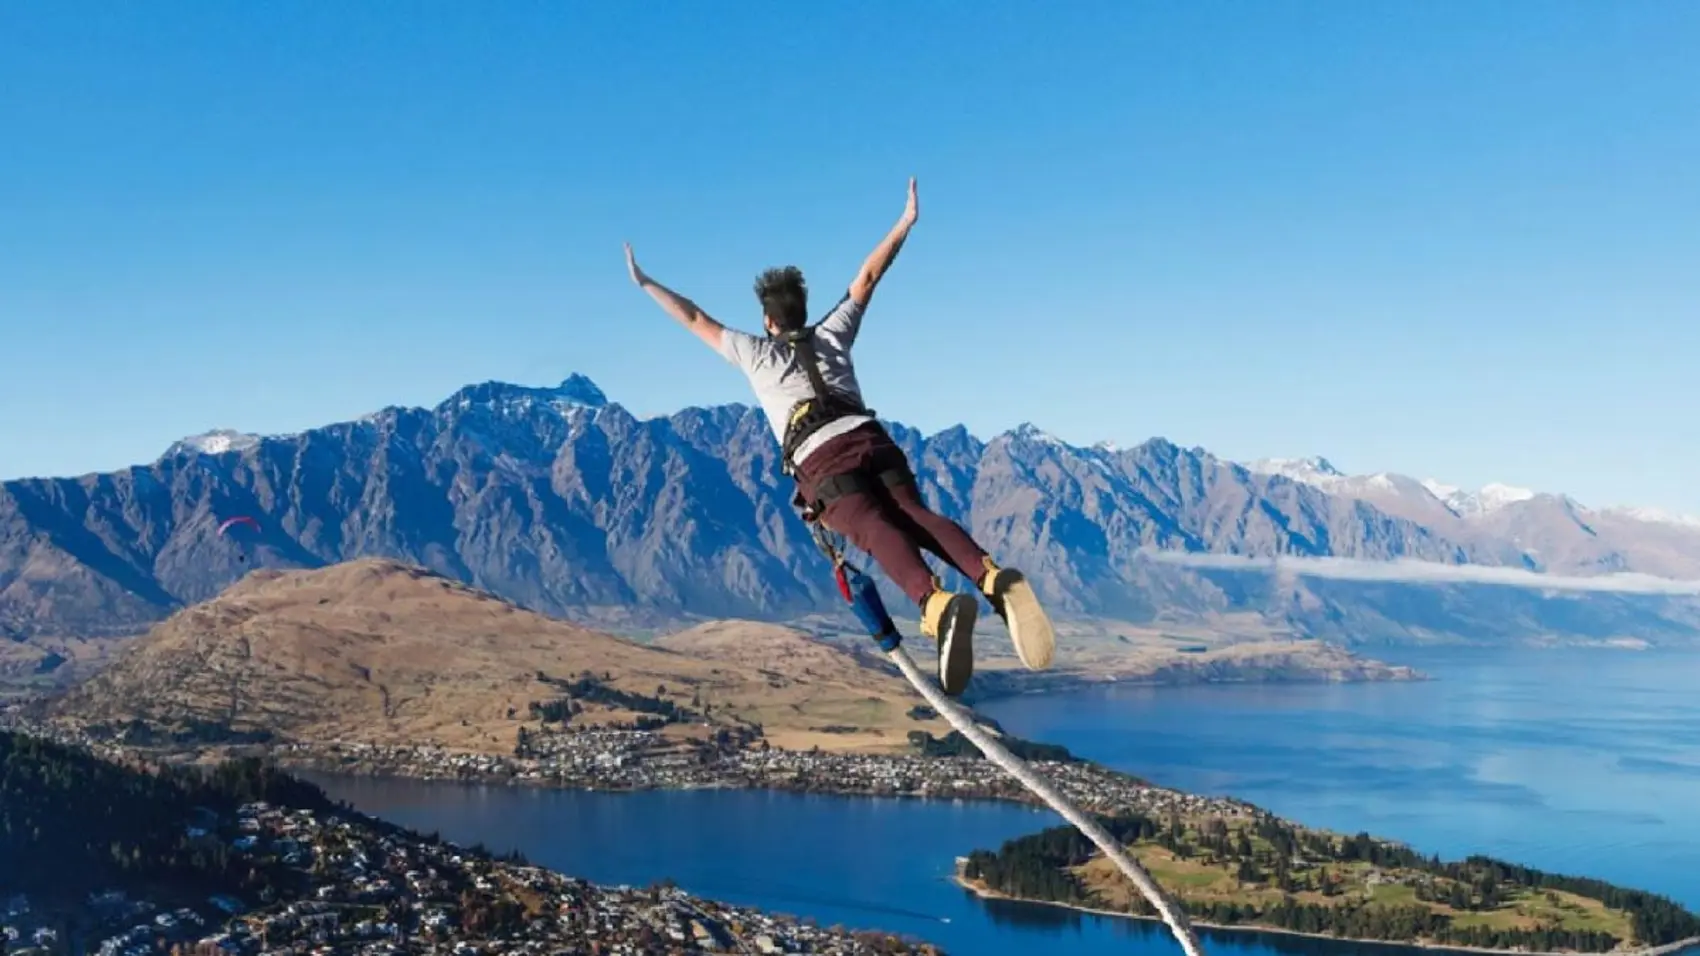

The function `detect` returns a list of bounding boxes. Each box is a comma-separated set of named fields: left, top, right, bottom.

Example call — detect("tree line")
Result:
left=531, top=671, right=696, bottom=725
left=0, top=731, right=333, bottom=903
left=2, top=730, right=541, bottom=909
left=962, top=810, right=1700, bottom=952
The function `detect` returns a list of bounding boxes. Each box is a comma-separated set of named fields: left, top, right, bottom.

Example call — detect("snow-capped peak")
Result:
left=1604, top=506, right=1700, bottom=529
left=1418, top=478, right=1537, bottom=515
left=553, top=374, right=609, bottom=408
left=1243, top=454, right=1552, bottom=521
left=1246, top=456, right=1346, bottom=486
left=1478, top=482, right=1536, bottom=510
left=1420, top=478, right=1460, bottom=501
left=1420, top=478, right=1485, bottom=515
left=443, top=375, right=611, bottom=417
left=1248, top=456, right=1447, bottom=512
left=1007, top=422, right=1065, bottom=446
left=166, top=429, right=263, bottom=457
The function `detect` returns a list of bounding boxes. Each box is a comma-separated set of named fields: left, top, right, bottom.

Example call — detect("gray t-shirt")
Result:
left=718, top=292, right=873, bottom=467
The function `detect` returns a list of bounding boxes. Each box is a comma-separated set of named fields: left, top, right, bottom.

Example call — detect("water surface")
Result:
left=312, top=646, right=1700, bottom=955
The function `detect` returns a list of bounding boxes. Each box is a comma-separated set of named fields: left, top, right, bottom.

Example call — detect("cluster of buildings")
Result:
left=272, top=730, right=1256, bottom=825
left=0, top=712, right=130, bottom=762
left=722, top=748, right=1257, bottom=821
left=278, top=731, right=711, bottom=791
left=2, top=894, right=60, bottom=953
left=6, top=802, right=939, bottom=956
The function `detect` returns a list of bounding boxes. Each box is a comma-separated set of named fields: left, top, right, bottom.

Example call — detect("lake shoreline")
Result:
left=951, top=651, right=1433, bottom=705
left=288, top=762, right=1700, bottom=956
left=950, top=668, right=1432, bottom=711
left=951, top=868, right=1700, bottom=956
left=255, top=647, right=1700, bottom=956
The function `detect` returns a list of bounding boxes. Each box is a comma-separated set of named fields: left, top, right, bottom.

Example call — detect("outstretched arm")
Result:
left=848, top=177, right=919, bottom=307
left=625, top=243, right=725, bottom=351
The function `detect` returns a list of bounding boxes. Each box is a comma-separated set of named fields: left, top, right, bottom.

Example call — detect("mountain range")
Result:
left=1244, top=455, right=1700, bottom=578
left=5, top=373, right=1700, bottom=649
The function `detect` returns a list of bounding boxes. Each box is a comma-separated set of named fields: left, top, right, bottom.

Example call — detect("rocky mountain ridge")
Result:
left=4, top=373, right=1699, bottom=648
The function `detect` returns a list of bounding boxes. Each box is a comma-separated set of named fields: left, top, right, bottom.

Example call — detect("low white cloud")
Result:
left=1135, top=548, right=1700, bottom=595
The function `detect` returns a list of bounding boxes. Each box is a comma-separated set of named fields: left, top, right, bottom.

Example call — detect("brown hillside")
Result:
left=655, top=620, right=951, bottom=751
left=656, top=620, right=896, bottom=684
left=49, top=560, right=947, bottom=755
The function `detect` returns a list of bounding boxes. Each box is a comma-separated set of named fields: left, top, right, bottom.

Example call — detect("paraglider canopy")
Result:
left=217, top=515, right=259, bottom=536
left=217, top=514, right=261, bottom=562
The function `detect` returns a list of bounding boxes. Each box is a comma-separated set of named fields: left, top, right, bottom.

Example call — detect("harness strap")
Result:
left=815, top=466, right=912, bottom=504
left=776, top=308, right=874, bottom=477
left=782, top=326, right=833, bottom=407
left=793, top=465, right=912, bottom=523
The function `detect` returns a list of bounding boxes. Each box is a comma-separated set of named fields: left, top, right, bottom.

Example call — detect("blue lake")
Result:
left=310, top=646, right=1700, bottom=955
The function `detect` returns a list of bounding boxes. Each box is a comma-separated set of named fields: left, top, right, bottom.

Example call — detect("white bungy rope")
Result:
left=887, top=644, right=1207, bottom=956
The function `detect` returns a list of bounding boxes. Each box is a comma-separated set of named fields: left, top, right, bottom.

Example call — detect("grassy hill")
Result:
left=43, top=559, right=957, bottom=755
left=39, top=558, right=1420, bottom=759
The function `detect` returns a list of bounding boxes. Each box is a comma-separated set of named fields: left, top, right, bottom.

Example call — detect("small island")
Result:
left=958, top=810, right=1700, bottom=955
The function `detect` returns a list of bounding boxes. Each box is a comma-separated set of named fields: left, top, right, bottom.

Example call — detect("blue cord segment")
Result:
left=842, top=563, right=902, bottom=652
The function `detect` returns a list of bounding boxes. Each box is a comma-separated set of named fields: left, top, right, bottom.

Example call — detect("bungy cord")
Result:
left=886, top=641, right=1207, bottom=956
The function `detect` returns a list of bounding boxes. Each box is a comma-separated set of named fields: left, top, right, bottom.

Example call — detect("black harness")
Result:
left=777, top=311, right=912, bottom=524
left=776, top=323, right=871, bottom=478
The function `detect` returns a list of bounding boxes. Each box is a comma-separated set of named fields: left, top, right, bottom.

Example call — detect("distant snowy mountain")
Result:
left=164, top=429, right=265, bottom=457
left=160, top=376, right=609, bottom=461
left=5, top=373, right=1700, bottom=647
left=1245, top=456, right=1469, bottom=529
left=1604, top=506, right=1700, bottom=530
left=436, top=374, right=609, bottom=416
left=1415, top=479, right=1537, bottom=516
left=1246, top=454, right=1700, bottom=579
left=1246, top=456, right=1347, bottom=486
left=1247, top=457, right=1542, bottom=520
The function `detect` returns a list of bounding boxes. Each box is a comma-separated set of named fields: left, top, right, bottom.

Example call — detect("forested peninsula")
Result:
left=960, top=810, right=1700, bottom=955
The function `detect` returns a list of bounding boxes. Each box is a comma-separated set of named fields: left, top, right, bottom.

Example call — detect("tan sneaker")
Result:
left=979, top=559, right=1055, bottom=671
left=920, top=589, right=977, bottom=696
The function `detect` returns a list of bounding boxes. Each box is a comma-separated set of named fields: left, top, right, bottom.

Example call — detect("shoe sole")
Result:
left=936, top=595, right=977, bottom=696
left=1000, top=576, right=1055, bottom=671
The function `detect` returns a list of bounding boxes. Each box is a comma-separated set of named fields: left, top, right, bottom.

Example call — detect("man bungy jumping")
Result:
left=622, top=177, right=1055, bottom=697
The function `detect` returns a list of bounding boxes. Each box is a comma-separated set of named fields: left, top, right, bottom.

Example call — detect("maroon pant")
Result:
left=797, top=422, right=991, bottom=605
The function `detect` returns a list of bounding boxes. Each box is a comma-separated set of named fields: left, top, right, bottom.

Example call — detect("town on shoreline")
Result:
left=0, top=710, right=1261, bottom=822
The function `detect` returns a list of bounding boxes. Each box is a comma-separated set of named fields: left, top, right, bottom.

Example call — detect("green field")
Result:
left=1087, top=828, right=1639, bottom=944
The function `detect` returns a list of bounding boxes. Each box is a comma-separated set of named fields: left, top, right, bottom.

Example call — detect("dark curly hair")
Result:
left=754, top=266, right=809, bottom=334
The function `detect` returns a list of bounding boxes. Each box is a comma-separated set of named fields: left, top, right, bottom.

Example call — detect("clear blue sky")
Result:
left=2, top=2, right=1696, bottom=512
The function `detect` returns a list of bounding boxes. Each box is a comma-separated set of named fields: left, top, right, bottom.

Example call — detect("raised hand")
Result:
left=623, top=243, right=726, bottom=348
left=902, top=177, right=918, bottom=225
